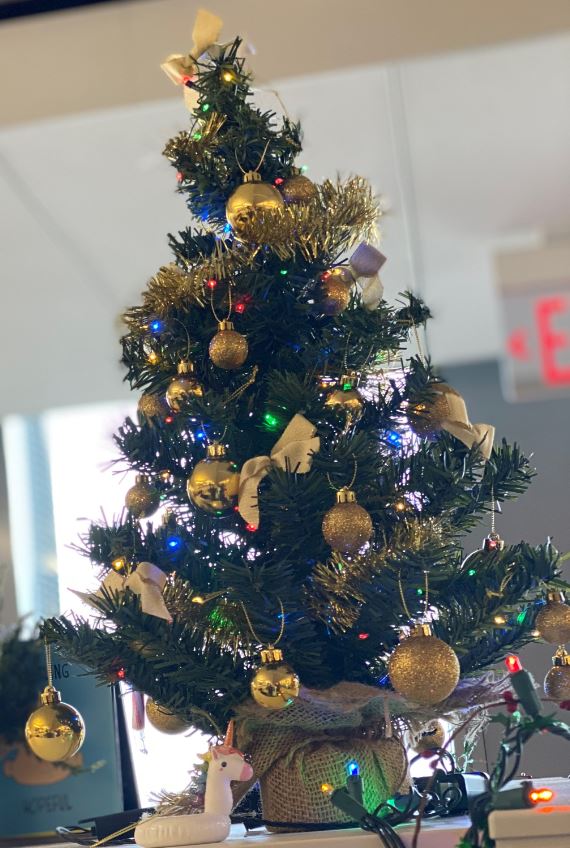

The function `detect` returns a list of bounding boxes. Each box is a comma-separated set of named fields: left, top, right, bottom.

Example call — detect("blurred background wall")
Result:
left=1, top=0, right=569, bottom=776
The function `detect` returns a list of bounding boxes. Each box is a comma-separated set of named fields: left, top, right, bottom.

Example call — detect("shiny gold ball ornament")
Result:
left=209, top=320, right=248, bottom=370
left=279, top=174, right=318, bottom=204
left=25, top=685, right=85, bottom=762
left=125, top=474, right=160, bottom=518
left=226, top=170, right=285, bottom=236
left=413, top=719, right=446, bottom=753
left=322, top=488, right=373, bottom=554
left=319, top=267, right=354, bottom=316
left=250, top=647, right=300, bottom=710
left=145, top=699, right=190, bottom=734
left=165, top=360, right=203, bottom=411
left=544, top=647, right=570, bottom=702
left=138, top=391, right=169, bottom=421
left=324, top=373, right=364, bottom=417
left=535, top=592, right=570, bottom=644
left=388, top=623, right=460, bottom=705
left=408, top=384, right=456, bottom=438
left=187, top=443, right=240, bottom=516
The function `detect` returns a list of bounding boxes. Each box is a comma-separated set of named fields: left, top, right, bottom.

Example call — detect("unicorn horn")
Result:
left=224, top=719, right=235, bottom=747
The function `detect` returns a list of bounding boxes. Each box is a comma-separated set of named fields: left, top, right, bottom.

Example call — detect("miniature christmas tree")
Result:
left=44, top=11, right=568, bottom=826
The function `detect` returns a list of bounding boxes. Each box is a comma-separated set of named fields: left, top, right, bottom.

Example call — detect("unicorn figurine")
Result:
left=135, top=722, right=253, bottom=847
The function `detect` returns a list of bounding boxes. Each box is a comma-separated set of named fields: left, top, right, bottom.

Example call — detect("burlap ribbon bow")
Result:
left=433, top=384, right=495, bottom=460
left=161, top=9, right=223, bottom=110
left=349, top=242, right=387, bottom=310
left=73, top=562, right=172, bottom=622
left=238, top=414, right=320, bottom=528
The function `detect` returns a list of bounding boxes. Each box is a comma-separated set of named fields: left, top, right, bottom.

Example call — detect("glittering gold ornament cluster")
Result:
left=319, top=267, right=354, bottom=316
left=25, top=685, right=86, bottom=762
left=138, top=391, right=169, bottom=420
left=166, top=360, right=203, bottom=411
left=279, top=174, right=318, bottom=204
left=146, top=698, right=190, bottom=734
left=187, top=443, right=240, bottom=515
left=125, top=475, right=160, bottom=518
left=250, top=647, right=300, bottom=710
left=226, top=171, right=285, bottom=237
left=209, top=320, right=248, bottom=369
left=388, top=624, right=460, bottom=705
left=413, top=719, right=446, bottom=753
left=544, top=646, right=570, bottom=702
left=322, top=488, right=373, bottom=554
left=535, top=592, right=570, bottom=644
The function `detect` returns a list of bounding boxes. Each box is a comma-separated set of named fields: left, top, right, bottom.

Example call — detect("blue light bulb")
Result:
left=386, top=430, right=402, bottom=448
left=149, top=319, right=163, bottom=334
left=167, top=535, right=182, bottom=551
left=196, top=429, right=207, bottom=440
left=223, top=223, right=232, bottom=235
left=347, top=760, right=359, bottom=777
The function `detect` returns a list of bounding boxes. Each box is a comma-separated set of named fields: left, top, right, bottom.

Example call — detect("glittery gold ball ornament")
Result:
left=319, top=267, right=354, bottom=316
left=413, top=719, right=446, bottom=753
left=388, top=624, right=460, bottom=705
left=544, top=647, right=570, bottom=702
left=187, top=443, right=240, bottom=516
left=279, top=174, right=318, bottom=204
left=250, top=648, right=300, bottom=710
left=138, top=391, right=169, bottom=421
left=125, top=474, right=160, bottom=518
left=145, top=699, right=190, bottom=734
left=25, top=686, right=85, bottom=762
left=165, top=360, right=203, bottom=412
left=535, top=592, right=570, bottom=644
left=209, top=320, right=248, bottom=370
left=324, top=373, right=364, bottom=417
left=226, top=170, right=284, bottom=236
left=322, top=488, right=373, bottom=554
left=408, top=384, right=456, bottom=438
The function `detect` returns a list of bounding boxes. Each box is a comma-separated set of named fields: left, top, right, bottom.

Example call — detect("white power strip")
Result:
left=489, top=805, right=570, bottom=848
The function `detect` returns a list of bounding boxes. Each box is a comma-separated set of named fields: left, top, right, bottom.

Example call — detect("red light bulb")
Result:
left=235, top=302, right=246, bottom=314
left=116, top=667, right=126, bottom=680
left=206, top=278, right=218, bottom=289
left=358, top=633, right=369, bottom=640
left=165, top=416, right=174, bottom=424
left=245, top=523, right=257, bottom=532
left=505, top=654, right=523, bottom=674
left=274, top=177, right=284, bottom=186
left=530, top=788, right=554, bottom=804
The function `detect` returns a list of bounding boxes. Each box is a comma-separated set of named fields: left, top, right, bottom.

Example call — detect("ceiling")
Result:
left=2, top=0, right=570, bottom=126
left=0, top=6, right=569, bottom=417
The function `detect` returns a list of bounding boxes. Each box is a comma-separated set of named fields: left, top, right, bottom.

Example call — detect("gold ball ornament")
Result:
left=322, top=488, right=373, bottom=554
left=145, top=699, right=190, bottom=734
left=125, top=474, right=160, bottom=518
left=226, top=170, right=284, bottom=236
left=166, top=360, right=203, bottom=412
left=319, top=268, right=354, bottom=316
left=324, top=373, right=364, bottom=417
left=209, top=320, right=248, bottom=370
left=408, top=384, right=457, bottom=438
left=138, top=392, right=169, bottom=421
left=250, top=647, right=300, bottom=710
left=25, top=686, right=85, bottom=762
left=388, top=624, right=460, bottom=705
left=413, top=719, right=446, bottom=753
left=187, top=443, right=240, bottom=516
left=279, top=174, right=318, bottom=204
left=535, top=592, right=570, bottom=644
left=544, top=647, right=570, bottom=702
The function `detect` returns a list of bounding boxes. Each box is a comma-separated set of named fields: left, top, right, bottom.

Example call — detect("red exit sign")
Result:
left=496, top=242, right=570, bottom=401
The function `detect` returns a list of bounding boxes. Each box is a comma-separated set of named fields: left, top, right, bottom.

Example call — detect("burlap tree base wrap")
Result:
left=234, top=682, right=409, bottom=828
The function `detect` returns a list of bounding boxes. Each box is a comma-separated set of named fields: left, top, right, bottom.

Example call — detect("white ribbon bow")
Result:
left=161, top=9, right=223, bottom=111
left=349, top=242, right=387, bottom=310
left=73, top=562, right=172, bottom=622
left=433, top=385, right=495, bottom=460
left=238, top=413, right=320, bottom=527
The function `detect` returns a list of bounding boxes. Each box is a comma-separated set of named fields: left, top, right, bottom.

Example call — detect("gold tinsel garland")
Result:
left=233, top=178, right=380, bottom=261
left=307, top=520, right=445, bottom=633
left=163, top=113, right=228, bottom=169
